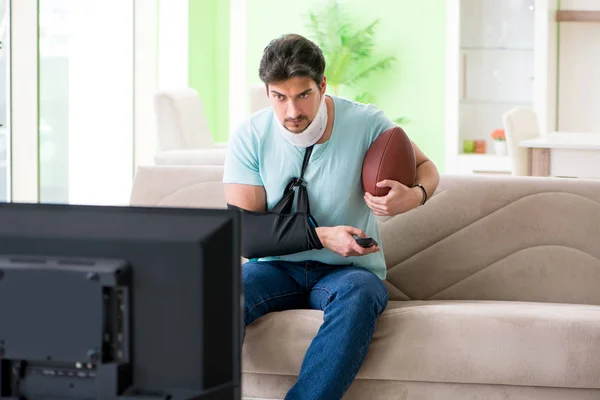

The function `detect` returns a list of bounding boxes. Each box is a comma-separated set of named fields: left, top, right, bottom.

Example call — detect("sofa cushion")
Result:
left=243, top=300, right=600, bottom=389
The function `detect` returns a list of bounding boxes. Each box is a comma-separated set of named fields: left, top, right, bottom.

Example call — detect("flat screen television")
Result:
left=0, top=202, right=241, bottom=400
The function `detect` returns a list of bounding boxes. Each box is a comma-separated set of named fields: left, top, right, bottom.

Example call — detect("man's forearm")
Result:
left=227, top=204, right=323, bottom=259
left=413, top=160, right=439, bottom=204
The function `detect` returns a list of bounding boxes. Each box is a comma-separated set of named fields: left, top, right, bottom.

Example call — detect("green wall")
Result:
left=188, top=0, right=230, bottom=144
left=189, top=0, right=447, bottom=168
left=246, top=0, right=447, bottom=169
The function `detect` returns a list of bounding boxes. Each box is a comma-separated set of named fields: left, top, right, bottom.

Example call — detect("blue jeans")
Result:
left=243, top=260, right=389, bottom=400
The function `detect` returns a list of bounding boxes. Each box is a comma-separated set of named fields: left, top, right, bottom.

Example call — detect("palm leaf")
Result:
left=343, top=20, right=380, bottom=59
left=307, top=12, right=328, bottom=54
left=348, top=56, right=396, bottom=84
left=304, top=0, right=406, bottom=121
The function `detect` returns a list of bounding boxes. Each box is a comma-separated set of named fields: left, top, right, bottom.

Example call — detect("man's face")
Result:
left=267, top=76, right=326, bottom=133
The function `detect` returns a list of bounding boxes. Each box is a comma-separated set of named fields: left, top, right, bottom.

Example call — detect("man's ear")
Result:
left=320, top=76, right=327, bottom=95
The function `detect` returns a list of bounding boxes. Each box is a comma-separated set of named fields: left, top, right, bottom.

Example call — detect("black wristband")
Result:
left=413, top=183, right=428, bottom=206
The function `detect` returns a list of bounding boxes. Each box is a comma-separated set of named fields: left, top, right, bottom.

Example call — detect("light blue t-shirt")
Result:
left=223, top=95, right=395, bottom=279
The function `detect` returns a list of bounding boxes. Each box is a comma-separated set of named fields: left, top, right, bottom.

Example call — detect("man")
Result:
left=224, top=33, right=439, bottom=400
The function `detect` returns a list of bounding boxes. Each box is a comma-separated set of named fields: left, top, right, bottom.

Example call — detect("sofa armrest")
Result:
left=130, top=165, right=226, bottom=208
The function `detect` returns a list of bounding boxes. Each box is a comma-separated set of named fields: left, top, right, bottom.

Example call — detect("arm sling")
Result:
left=227, top=145, right=323, bottom=259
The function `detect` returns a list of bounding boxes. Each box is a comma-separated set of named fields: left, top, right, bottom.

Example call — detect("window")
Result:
left=0, top=0, right=9, bottom=202
left=39, top=0, right=134, bottom=205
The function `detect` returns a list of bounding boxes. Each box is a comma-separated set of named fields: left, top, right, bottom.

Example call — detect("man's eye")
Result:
left=299, top=93, right=309, bottom=99
left=274, top=95, right=284, bottom=101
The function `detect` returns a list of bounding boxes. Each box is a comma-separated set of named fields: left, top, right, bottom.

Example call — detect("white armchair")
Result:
left=249, top=84, right=271, bottom=114
left=153, top=88, right=227, bottom=166
left=502, top=107, right=541, bottom=176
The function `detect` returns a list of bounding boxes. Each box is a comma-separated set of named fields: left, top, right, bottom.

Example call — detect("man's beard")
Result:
left=283, top=95, right=321, bottom=133
left=276, top=95, right=328, bottom=148
left=284, top=116, right=309, bottom=133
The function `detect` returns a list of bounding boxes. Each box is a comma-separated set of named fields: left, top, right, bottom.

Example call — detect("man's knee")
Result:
left=336, top=268, right=389, bottom=315
left=241, top=260, right=304, bottom=326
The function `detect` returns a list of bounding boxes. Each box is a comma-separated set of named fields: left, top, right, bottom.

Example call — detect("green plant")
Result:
left=306, top=0, right=406, bottom=124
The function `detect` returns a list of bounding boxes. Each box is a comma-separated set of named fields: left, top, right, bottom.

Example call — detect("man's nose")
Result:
left=287, top=100, right=301, bottom=118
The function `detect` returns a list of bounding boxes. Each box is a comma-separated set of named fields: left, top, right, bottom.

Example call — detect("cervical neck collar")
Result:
left=277, top=96, right=328, bottom=148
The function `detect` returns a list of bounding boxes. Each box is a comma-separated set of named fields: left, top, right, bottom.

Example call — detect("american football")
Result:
left=362, top=126, right=417, bottom=196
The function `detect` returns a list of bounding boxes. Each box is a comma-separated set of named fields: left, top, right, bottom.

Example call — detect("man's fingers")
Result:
left=367, top=203, right=387, bottom=214
left=341, top=227, right=381, bottom=257
left=346, top=226, right=367, bottom=238
left=350, top=241, right=366, bottom=254
left=364, top=192, right=388, bottom=205
left=363, top=195, right=380, bottom=208
left=376, top=179, right=400, bottom=189
left=350, top=242, right=376, bottom=256
left=349, top=236, right=381, bottom=254
left=369, top=208, right=387, bottom=216
left=364, top=197, right=388, bottom=215
left=353, top=244, right=380, bottom=256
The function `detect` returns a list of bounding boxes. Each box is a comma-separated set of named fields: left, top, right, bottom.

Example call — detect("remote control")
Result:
left=354, top=236, right=378, bottom=248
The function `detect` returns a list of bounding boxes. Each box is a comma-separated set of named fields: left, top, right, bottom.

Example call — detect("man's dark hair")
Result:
left=259, top=34, right=326, bottom=89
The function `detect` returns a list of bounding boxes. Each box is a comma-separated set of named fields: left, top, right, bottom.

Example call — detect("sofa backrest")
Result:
left=130, top=166, right=600, bottom=305
left=380, top=174, right=600, bottom=304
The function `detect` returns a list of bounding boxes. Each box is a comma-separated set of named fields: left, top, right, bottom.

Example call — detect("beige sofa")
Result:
left=130, top=166, right=600, bottom=400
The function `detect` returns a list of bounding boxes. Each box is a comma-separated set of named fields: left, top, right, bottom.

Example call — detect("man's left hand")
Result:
left=363, top=179, right=422, bottom=217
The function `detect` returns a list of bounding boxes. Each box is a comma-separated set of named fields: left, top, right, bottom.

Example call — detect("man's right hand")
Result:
left=315, top=226, right=380, bottom=258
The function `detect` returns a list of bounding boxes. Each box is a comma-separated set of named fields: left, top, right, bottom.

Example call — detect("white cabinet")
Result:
left=445, top=0, right=537, bottom=174
left=446, top=0, right=600, bottom=176
left=555, top=0, right=600, bottom=133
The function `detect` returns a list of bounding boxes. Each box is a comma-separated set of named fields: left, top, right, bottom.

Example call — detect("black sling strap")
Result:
left=271, top=145, right=314, bottom=216
left=226, top=144, right=323, bottom=259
